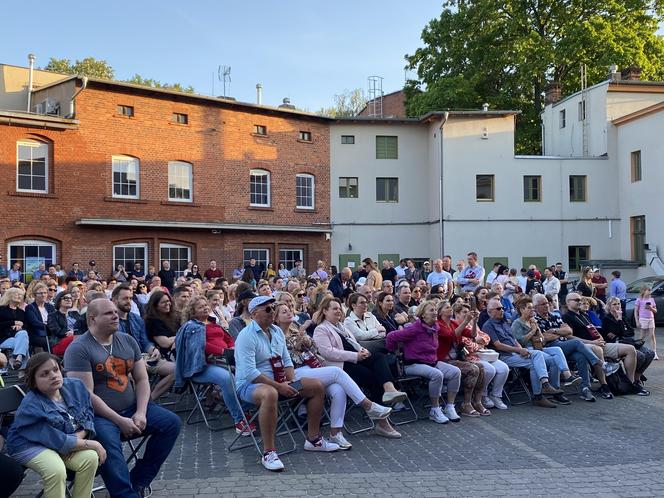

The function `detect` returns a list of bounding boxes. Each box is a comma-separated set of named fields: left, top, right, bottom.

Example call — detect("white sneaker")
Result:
left=261, top=450, right=284, bottom=472
left=482, top=396, right=495, bottom=409
left=366, top=402, right=392, bottom=420
left=391, top=402, right=406, bottom=412
left=602, top=362, right=620, bottom=375
left=489, top=395, right=508, bottom=410
left=429, top=406, right=449, bottom=424
left=329, top=432, right=352, bottom=450
left=443, top=404, right=461, bottom=422
left=382, top=391, right=407, bottom=405
left=304, top=436, right=340, bottom=452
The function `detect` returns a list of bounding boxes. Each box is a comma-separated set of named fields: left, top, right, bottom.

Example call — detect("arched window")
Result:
left=8, top=239, right=56, bottom=282
left=112, top=155, right=140, bottom=199
left=250, top=169, right=270, bottom=207
left=17, top=139, right=49, bottom=193
left=295, top=173, right=315, bottom=209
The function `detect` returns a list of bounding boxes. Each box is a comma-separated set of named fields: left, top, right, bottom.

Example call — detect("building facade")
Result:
left=0, top=65, right=331, bottom=280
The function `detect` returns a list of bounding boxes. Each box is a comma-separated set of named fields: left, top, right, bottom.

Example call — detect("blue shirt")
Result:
left=609, top=278, right=627, bottom=300
left=426, top=270, right=453, bottom=287
left=482, top=317, right=518, bottom=349
left=456, top=265, right=486, bottom=292
left=234, top=320, right=293, bottom=387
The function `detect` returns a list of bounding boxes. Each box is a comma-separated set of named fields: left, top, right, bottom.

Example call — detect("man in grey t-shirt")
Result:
left=64, top=299, right=181, bottom=498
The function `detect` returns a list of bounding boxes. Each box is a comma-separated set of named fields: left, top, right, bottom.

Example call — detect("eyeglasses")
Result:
left=61, top=296, right=72, bottom=300
left=490, top=307, right=504, bottom=311
left=296, top=293, right=305, bottom=297
left=569, top=298, right=582, bottom=302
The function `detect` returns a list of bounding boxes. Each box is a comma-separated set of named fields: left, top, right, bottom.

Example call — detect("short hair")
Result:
left=111, top=283, right=132, bottom=300
left=184, top=296, right=208, bottom=322
left=24, top=353, right=62, bottom=392
left=514, top=295, right=532, bottom=313
left=612, top=270, right=621, bottom=278
left=173, top=284, right=191, bottom=297
left=347, top=292, right=367, bottom=309
left=452, top=301, right=470, bottom=314
left=415, top=300, right=438, bottom=319
left=467, top=252, right=478, bottom=258
left=486, top=298, right=502, bottom=311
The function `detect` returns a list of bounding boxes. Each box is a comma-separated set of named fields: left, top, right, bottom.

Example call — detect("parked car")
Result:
left=624, top=276, right=664, bottom=326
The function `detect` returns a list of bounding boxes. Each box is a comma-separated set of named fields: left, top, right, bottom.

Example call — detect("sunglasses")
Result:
left=48, top=288, right=57, bottom=291
left=491, top=307, right=504, bottom=311
left=296, top=293, right=305, bottom=297
left=61, top=296, right=72, bottom=300
left=261, top=305, right=275, bottom=313
left=569, top=298, right=582, bottom=302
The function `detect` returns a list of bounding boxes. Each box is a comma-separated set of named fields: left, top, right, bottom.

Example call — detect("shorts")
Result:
left=142, top=353, right=168, bottom=375
left=603, top=343, right=620, bottom=360
left=237, top=382, right=261, bottom=404
left=639, top=318, right=655, bottom=330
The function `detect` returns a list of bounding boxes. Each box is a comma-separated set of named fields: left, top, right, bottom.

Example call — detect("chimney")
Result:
left=27, top=53, right=36, bottom=112
left=256, top=83, right=263, bottom=105
left=608, top=64, right=621, bottom=82
left=621, top=65, right=642, bottom=81
left=481, top=103, right=489, bottom=112
left=544, top=82, right=561, bottom=105
left=278, top=97, right=295, bottom=110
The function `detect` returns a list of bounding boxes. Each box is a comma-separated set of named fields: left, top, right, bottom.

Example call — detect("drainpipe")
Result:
left=439, top=112, right=449, bottom=256
left=27, top=53, right=36, bottom=112
left=69, top=76, right=88, bottom=118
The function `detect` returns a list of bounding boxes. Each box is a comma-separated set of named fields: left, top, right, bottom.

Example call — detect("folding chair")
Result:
left=389, top=347, right=423, bottom=426
left=183, top=379, right=235, bottom=431
left=225, top=354, right=306, bottom=458
left=503, top=367, right=533, bottom=405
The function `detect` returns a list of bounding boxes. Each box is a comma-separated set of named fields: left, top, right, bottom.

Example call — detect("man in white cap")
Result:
left=234, top=295, right=339, bottom=471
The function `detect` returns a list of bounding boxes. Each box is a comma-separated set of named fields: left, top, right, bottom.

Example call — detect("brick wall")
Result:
left=0, top=83, right=331, bottom=275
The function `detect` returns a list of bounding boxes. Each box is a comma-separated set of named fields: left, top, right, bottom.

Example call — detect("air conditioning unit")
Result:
left=34, top=98, right=61, bottom=116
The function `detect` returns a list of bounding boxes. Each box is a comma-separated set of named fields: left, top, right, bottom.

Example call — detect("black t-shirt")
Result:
left=526, top=279, right=543, bottom=295
left=562, top=311, right=600, bottom=341
left=381, top=268, right=397, bottom=283
left=554, top=270, right=567, bottom=294
left=576, top=281, right=594, bottom=297
left=158, top=269, right=176, bottom=292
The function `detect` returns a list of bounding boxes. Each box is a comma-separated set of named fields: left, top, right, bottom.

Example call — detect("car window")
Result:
left=626, top=277, right=664, bottom=293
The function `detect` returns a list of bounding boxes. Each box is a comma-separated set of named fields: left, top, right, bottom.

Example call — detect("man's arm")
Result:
left=492, top=339, right=527, bottom=355
left=67, top=371, right=134, bottom=427
left=130, top=359, right=151, bottom=418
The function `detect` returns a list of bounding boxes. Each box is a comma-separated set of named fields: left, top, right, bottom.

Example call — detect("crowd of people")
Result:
left=0, top=253, right=658, bottom=495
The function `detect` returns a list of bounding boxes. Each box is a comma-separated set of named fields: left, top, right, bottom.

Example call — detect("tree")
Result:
left=125, top=74, right=195, bottom=94
left=404, top=1, right=664, bottom=154
left=318, top=88, right=367, bottom=117
left=43, top=57, right=115, bottom=79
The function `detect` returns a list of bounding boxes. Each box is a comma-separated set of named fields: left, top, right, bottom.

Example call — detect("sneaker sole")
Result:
left=429, top=415, right=449, bottom=424
left=382, top=393, right=407, bottom=405
left=563, top=377, right=582, bottom=387
left=263, top=464, right=285, bottom=472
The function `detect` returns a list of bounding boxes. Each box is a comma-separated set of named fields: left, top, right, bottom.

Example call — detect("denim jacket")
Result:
left=174, top=319, right=207, bottom=388
left=6, top=377, right=96, bottom=458
left=118, top=312, right=154, bottom=354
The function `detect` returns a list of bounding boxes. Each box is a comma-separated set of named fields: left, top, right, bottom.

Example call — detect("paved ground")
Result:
left=13, top=330, right=664, bottom=497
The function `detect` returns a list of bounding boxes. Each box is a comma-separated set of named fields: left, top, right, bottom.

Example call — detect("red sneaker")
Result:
left=235, top=420, right=256, bottom=436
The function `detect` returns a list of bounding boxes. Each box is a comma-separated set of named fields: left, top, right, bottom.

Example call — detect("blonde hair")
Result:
left=184, top=296, right=208, bottom=322
left=640, top=285, right=652, bottom=297
left=0, top=287, right=25, bottom=307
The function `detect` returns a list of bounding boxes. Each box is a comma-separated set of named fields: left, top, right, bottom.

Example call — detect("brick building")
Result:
left=0, top=65, right=332, bottom=280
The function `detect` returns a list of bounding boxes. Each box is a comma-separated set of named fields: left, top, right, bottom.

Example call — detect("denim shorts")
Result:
left=237, top=382, right=261, bottom=404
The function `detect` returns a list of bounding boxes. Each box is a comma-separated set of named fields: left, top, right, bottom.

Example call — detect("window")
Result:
left=476, top=174, right=495, bottom=202
left=295, top=174, right=315, bottom=209
left=168, top=161, right=193, bottom=202
left=578, top=100, right=586, bottom=121
left=117, top=105, right=134, bottom=117
left=249, top=169, right=270, bottom=206
left=376, top=177, right=398, bottom=202
left=569, top=175, right=587, bottom=202
left=523, top=175, right=541, bottom=202
left=341, top=135, right=355, bottom=144
left=568, top=246, right=590, bottom=271
left=339, top=177, right=358, bottom=198
left=559, top=109, right=566, bottom=128
left=114, top=243, right=147, bottom=274
left=17, top=140, right=48, bottom=193
left=243, top=249, right=269, bottom=273
left=376, top=136, right=398, bottom=159
left=299, top=131, right=312, bottom=142
left=279, top=249, right=303, bottom=271
left=8, top=240, right=56, bottom=282
left=631, top=150, right=642, bottom=182
left=160, top=244, right=191, bottom=277
left=253, top=125, right=267, bottom=136
left=631, top=215, right=646, bottom=265
left=172, top=113, right=188, bottom=125
left=112, top=156, right=140, bottom=199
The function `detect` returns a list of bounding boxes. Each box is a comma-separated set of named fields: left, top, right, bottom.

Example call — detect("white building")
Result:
left=330, top=70, right=664, bottom=279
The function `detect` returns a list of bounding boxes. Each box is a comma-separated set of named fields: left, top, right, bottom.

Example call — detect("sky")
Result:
left=3, top=0, right=443, bottom=111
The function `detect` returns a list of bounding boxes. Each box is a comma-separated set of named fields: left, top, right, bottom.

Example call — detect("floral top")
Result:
left=283, top=323, right=324, bottom=368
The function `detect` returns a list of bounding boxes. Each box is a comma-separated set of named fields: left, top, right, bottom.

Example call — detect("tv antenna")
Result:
left=218, top=65, right=231, bottom=97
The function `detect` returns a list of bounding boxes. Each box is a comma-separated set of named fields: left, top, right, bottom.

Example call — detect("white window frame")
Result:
left=112, top=155, right=140, bottom=199
left=250, top=169, right=271, bottom=207
left=8, top=240, right=56, bottom=281
left=17, top=140, right=49, bottom=194
left=295, top=173, right=315, bottom=209
left=113, top=243, right=148, bottom=275
left=243, top=249, right=269, bottom=275
left=159, top=243, right=192, bottom=277
left=279, top=248, right=303, bottom=271
left=168, top=161, right=193, bottom=202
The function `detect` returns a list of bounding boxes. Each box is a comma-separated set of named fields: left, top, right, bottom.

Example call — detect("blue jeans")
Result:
left=0, top=330, right=29, bottom=367
left=501, top=349, right=560, bottom=395
left=191, top=364, right=243, bottom=422
left=94, top=401, right=181, bottom=497
left=548, top=338, right=599, bottom=389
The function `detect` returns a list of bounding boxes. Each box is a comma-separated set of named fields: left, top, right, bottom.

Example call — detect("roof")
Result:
left=0, top=110, right=79, bottom=130
left=548, top=78, right=664, bottom=110
left=612, top=101, right=664, bottom=126
left=335, top=109, right=520, bottom=125
left=34, top=74, right=333, bottom=122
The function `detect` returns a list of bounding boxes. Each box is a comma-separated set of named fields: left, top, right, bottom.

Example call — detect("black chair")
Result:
left=503, top=367, right=533, bottom=405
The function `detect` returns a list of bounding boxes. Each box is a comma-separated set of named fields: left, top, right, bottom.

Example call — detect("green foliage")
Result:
left=405, top=0, right=664, bottom=154
left=318, top=88, right=367, bottom=117
left=44, top=57, right=115, bottom=79
left=125, top=74, right=195, bottom=94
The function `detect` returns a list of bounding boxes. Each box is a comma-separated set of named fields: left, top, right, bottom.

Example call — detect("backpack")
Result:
left=605, top=363, right=634, bottom=396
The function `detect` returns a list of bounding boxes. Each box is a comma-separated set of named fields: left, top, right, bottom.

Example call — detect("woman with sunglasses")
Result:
left=47, top=291, right=81, bottom=356
left=189, top=265, right=203, bottom=281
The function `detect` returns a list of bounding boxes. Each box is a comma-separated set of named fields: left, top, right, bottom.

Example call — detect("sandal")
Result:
left=472, top=402, right=491, bottom=416
left=460, top=404, right=480, bottom=417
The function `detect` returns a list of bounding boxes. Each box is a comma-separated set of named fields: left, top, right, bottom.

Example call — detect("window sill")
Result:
left=297, top=139, right=313, bottom=144
left=160, top=200, right=200, bottom=207
left=294, top=208, right=317, bottom=213
left=169, top=122, right=189, bottom=127
left=114, top=114, right=135, bottom=119
left=8, top=191, right=57, bottom=199
left=104, top=196, right=148, bottom=204
left=252, top=133, right=269, bottom=138
left=248, top=206, right=274, bottom=211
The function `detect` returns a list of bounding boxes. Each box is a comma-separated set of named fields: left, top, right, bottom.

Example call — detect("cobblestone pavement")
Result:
left=14, top=331, right=664, bottom=497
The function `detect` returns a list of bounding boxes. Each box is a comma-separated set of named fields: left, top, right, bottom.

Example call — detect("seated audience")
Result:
left=0, top=287, right=29, bottom=370
left=344, top=293, right=386, bottom=352
left=144, top=290, right=178, bottom=359
left=374, top=292, right=401, bottom=333
left=64, top=299, right=181, bottom=497
left=7, top=353, right=104, bottom=498
left=25, top=282, right=56, bottom=352
left=228, top=290, right=256, bottom=338
left=47, top=290, right=82, bottom=356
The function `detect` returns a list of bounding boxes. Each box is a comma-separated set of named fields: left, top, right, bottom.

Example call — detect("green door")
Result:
left=377, top=253, right=400, bottom=267
left=522, top=257, right=548, bottom=271
left=483, top=257, right=508, bottom=272
left=338, top=254, right=361, bottom=272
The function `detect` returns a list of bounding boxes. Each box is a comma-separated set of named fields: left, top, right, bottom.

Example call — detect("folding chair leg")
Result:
left=343, top=403, right=375, bottom=435
left=389, top=394, right=419, bottom=426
